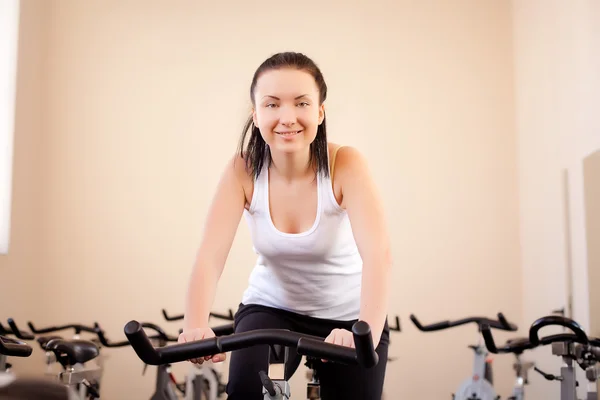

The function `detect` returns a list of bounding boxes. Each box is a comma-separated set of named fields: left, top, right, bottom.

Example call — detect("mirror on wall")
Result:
left=584, top=149, right=600, bottom=337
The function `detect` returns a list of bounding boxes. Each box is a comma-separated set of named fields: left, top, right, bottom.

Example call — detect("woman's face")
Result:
left=253, top=68, right=325, bottom=155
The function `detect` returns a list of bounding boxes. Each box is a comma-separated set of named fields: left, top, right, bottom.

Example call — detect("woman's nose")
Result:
left=278, top=105, right=297, bottom=125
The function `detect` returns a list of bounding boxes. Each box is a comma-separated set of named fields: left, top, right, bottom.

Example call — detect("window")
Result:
left=0, top=0, right=20, bottom=254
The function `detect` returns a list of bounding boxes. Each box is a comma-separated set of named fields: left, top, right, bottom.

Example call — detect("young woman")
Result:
left=179, top=52, right=393, bottom=399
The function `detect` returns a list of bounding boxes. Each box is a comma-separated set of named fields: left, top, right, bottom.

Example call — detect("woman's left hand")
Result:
left=322, top=328, right=355, bottom=362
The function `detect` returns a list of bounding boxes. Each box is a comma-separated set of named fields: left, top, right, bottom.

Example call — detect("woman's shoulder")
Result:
left=327, top=142, right=368, bottom=176
left=228, top=152, right=254, bottom=206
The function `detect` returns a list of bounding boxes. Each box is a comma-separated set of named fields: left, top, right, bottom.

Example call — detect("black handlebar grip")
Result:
left=409, top=315, right=450, bottom=331
left=0, top=336, right=33, bottom=357
left=352, top=321, right=379, bottom=368
left=480, top=324, right=499, bottom=354
left=6, top=319, right=35, bottom=340
left=496, top=313, right=519, bottom=331
left=124, top=321, right=162, bottom=365
left=529, top=316, right=588, bottom=346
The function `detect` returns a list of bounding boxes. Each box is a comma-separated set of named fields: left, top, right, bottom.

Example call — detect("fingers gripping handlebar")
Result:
left=124, top=319, right=379, bottom=368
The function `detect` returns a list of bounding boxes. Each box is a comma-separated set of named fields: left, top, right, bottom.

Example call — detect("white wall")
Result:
left=0, top=0, right=20, bottom=254
left=513, top=0, right=600, bottom=399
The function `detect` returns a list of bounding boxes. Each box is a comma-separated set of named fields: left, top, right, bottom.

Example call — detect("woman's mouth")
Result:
left=275, top=130, right=303, bottom=137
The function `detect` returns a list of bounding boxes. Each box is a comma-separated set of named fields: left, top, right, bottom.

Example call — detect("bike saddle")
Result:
left=37, top=335, right=63, bottom=350
left=45, top=338, right=99, bottom=366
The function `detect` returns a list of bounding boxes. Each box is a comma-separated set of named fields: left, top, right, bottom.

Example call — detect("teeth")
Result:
left=277, top=130, right=301, bottom=135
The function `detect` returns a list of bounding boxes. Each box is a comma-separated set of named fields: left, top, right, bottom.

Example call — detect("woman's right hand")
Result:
left=178, top=327, right=226, bottom=364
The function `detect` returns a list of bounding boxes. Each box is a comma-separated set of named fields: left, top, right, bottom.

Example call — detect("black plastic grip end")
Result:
left=7, top=319, right=35, bottom=340
left=352, top=321, right=379, bottom=368
left=124, top=320, right=161, bottom=365
left=0, top=336, right=33, bottom=357
left=497, top=313, right=518, bottom=331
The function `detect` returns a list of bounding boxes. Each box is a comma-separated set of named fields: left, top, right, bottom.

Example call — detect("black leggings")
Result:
left=226, top=303, right=390, bottom=400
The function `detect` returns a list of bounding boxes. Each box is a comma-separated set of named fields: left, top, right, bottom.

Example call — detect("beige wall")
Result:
left=513, top=0, right=600, bottom=399
left=0, top=0, right=49, bottom=372
left=584, top=151, right=600, bottom=337
left=2, top=0, right=522, bottom=398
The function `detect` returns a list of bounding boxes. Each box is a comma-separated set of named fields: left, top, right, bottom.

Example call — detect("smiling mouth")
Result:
left=275, top=130, right=303, bottom=136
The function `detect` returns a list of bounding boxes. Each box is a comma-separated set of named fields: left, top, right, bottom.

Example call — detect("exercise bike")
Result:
left=410, top=312, right=518, bottom=400
left=161, top=308, right=236, bottom=400
left=94, top=318, right=233, bottom=400
left=482, top=315, right=600, bottom=400
left=0, top=333, right=33, bottom=390
left=124, top=318, right=380, bottom=400
left=479, top=324, right=537, bottom=399
left=0, top=321, right=34, bottom=375
left=8, top=318, right=103, bottom=400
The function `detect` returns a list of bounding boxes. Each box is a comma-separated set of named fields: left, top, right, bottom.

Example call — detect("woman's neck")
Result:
left=269, top=148, right=313, bottom=182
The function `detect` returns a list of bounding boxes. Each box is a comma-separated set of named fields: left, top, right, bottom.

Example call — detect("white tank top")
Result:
left=241, top=149, right=363, bottom=321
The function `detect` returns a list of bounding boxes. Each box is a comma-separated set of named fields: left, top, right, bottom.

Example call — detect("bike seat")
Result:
left=37, top=335, right=63, bottom=350
left=45, top=339, right=99, bottom=365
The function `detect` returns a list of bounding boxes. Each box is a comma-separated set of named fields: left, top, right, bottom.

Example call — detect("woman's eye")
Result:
left=298, top=102, right=310, bottom=107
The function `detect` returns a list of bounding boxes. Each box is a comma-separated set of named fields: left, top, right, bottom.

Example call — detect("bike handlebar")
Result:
left=0, top=335, right=33, bottom=357
left=482, top=315, right=594, bottom=355
left=6, top=319, right=35, bottom=340
left=124, top=319, right=379, bottom=368
left=529, top=316, right=588, bottom=346
left=410, top=313, right=518, bottom=332
left=94, top=322, right=177, bottom=348
left=481, top=324, right=536, bottom=354
left=27, top=321, right=97, bottom=335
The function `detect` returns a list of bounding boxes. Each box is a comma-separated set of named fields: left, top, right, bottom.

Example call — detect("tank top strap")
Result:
left=329, top=145, right=345, bottom=178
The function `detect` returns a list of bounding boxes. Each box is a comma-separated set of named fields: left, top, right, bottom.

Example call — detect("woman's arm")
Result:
left=335, top=146, right=393, bottom=348
left=183, top=154, right=250, bottom=330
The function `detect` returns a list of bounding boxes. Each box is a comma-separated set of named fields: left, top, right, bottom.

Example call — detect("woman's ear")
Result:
left=318, top=103, right=325, bottom=125
left=252, top=108, right=257, bottom=126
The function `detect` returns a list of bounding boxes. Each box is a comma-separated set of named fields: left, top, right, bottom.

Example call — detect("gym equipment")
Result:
left=479, top=326, right=537, bottom=400
left=95, top=318, right=234, bottom=400
left=410, top=313, right=518, bottom=400
left=163, top=308, right=400, bottom=399
left=529, top=316, right=599, bottom=400
left=9, top=318, right=102, bottom=400
left=482, top=315, right=600, bottom=400
left=0, top=321, right=34, bottom=374
left=0, top=334, right=33, bottom=373
left=161, top=308, right=236, bottom=400
left=94, top=321, right=182, bottom=400
left=0, top=335, right=33, bottom=392
left=124, top=319, right=379, bottom=400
